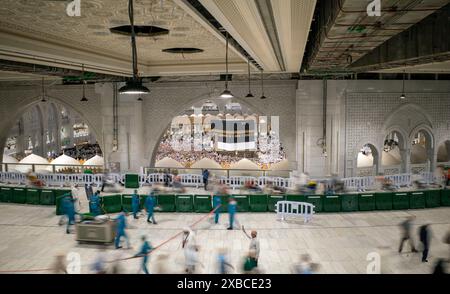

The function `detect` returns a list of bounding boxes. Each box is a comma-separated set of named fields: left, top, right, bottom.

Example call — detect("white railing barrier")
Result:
left=179, top=174, right=202, bottom=187
left=276, top=201, right=315, bottom=223
left=258, top=176, right=271, bottom=187
left=139, top=174, right=148, bottom=187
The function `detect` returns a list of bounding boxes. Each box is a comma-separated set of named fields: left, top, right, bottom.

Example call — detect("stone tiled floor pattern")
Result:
left=0, top=203, right=449, bottom=274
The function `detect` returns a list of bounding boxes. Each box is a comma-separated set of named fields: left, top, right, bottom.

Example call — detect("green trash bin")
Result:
left=425, top=190, right=441, bottom=208
left=232, top=195, right=250, bottom=212
left=101, top=195, right=122, bottom=213
left=121, top=194, right=133, bottom=212
left=54, top=190, right=72, bottom=215
left=12, top=187, right=27, bottom=204
left=341, top=194, right=359, bottom=212
left=286, top=195, right=306, bottom=202
left=26, top=188, right=40, bottom=205
left=194, top=195, right=212, bottom=213
left=0, top=187, right=13, bottom=203
left=176, top=195, right=194, bottom=212
left=268, top=195, right=285, bottom=212
left=409, top=191, right=425, bottom=209
left=358, top=193, right=375, bottom=211
left=249, top=194, right=268, bottom=212
left=157, top=194, right=176, bottom=212
left=40, top=189, right=55, bottom=205
left=125, top=174, right=139, bottom=189
left=305, top=195, right=323, bottom=212
left=392, top=192, right=409, bottom=210
left=375, top=192, right=393, bottom=210
left=323, top=195, right=341, bottom=212
left=441, top=189, right=450, bottom=206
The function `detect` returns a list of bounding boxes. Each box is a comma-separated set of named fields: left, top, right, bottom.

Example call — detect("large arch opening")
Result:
left=356, top=143, right=378, bottom=176
left=410, top=129, right=433, bottom=173
left=3, top=101, right=102, bottom=166
left=437, top=140, right=450, bottom=164
left=154, top=100, right=287, bottom=177
left=381, top=131, right=404, bottom=174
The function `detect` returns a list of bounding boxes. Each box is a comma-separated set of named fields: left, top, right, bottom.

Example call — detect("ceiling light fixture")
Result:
left=220, top=31, right=234, bottom=99
left=260, top=69, right=267, bottom=99
left=400, top=70, right=406, bottom=100
left=40, top=77, right=47, bottom=102
left=245, top=57, right=254, bottom=98
left=119, top=0, right=150, bottom=95
left=80, top=64, right=88, bottom=102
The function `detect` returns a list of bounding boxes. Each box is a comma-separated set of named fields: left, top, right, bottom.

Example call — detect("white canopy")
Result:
left=230, top=158, right=259, bottom=170
left=155, top=157, right=183, bottom=168
left=191, top=158, right=222, bottom=169
left=16, top=154, right=49, bottom=173
left=270, top=159, right=289, bottom=170
left=84, top=155, right=105, bottom=166
left=48, top=154, right=80, bottom=172
left=2, top=154, right=18, bottom=171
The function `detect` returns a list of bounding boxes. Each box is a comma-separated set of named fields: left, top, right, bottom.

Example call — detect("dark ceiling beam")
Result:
left=350, top=4, right=450, bottom=72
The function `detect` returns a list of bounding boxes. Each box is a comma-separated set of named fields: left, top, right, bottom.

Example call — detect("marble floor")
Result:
left=0, top=202, right=449, bottom=274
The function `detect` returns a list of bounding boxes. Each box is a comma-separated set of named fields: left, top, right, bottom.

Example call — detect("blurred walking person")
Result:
left=131, top=190, right=140, bottom=219
left=134, top=235, right=153, bottom=274
left=145, top=192, right=157, bottom=224
left=115, top=211, right=131, bottom=249
left=212, top=194, right=222, bottom=224
left=62, top=193, right=76, bottom=234
left=419, top=224, right=431, bottom=262
left=217, top=248, right=234, bottom=274
left=91, top=247, right=107, bottom=274
left=227, top=197, right=238, bottom=230
left=52, top=254, right=67, bottom=274
left=398, top=216, right=418, bottom=253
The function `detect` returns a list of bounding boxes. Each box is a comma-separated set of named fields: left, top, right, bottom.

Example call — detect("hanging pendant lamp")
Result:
left=400, top=70, right=406, bottom=100
left=260, top=69, right=267, bottom=99
left=220, top=32, right=234, bottom=99
left=80, top=64, right=88, bottom=102
left=40, top=77, right=47, bottom=102
left=245, top=57, right=254, bottom=98
left=119, top=0, right=150, bottom=95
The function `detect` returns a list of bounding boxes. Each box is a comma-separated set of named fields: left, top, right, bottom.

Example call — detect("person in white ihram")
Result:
left=182, top=227, right=202, bottom=273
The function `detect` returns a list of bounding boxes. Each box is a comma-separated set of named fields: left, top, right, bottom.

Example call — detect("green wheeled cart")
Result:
left=392, top=192, right=409, bottom=210
left=425, top=190, right=441, bottom=208
left=341, top=194, right=359, bottom=212
left=54, top=190, right=72, bottom=216
left=101, top=195, right=122, bottom=213
left=358, top=193, right=376, bottom=211
left=232, top=195, right=250, bottom=212
left=156, top=194, right=176, bottom=212
left=249, top=194, right=268, bottom=212
left=40, top=189, right=55, bottom=205
left=375, top=192, right=393, bottom=210
left=305, top=195, right=323, bottom=213
left=0, top=187, right=13, bottom=203
left=26, top=188, right=40, bottom=205
left=194, top=195, right=212, bottom=213
left=268, top=195, right=285, bottom=212
left=124, top=174, right=139, bottom=189
left=323, top=195, right=341, bottom=212
left=12, top=187, right=27, bottom=204
left=409, top=191, right=425, bottom=209
left=176, top=195, right=194, bottom=212
left=121, top=194, right=133, bottom=212
left=441, top=189, right=450, bottom=206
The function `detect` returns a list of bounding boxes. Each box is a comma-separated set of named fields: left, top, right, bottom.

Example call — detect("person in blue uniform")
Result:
left=89, top=191, right=101, bottom=216
left=62, top=193, right=76, bottom=234
left=115, top=211, right=130, bottom=249
left=213, top=195, right=222, bottom=224
left=135, top=235, right=153, bottom=274
left=132, top=190, right=140, bottom=219
left=145, top=192, right=157, bottom=224
left=202, top=169, right=210, bottom=190
left=227, top=197, right=237, bottom=230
